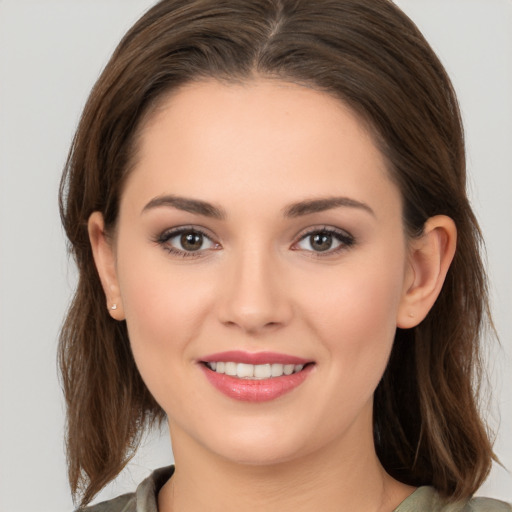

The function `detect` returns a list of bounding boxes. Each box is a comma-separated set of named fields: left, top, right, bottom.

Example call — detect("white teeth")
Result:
left=236, top=363, right=254, bottom=378
left=284, top=364, right=294, bottom=375
left=254, top=364, right=272, bottom=379
left=271, top=363, right=283, bottom=377
left=225, top=362, right=237, bottom=376
left=206, top=361, right=306, bottom=379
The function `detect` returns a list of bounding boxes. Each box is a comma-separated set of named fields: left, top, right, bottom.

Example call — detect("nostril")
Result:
left=220, top=312, right=287, bottom=334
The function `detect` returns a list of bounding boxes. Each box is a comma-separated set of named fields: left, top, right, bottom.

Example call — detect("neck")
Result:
left=158, top=421, right=414, bottom=512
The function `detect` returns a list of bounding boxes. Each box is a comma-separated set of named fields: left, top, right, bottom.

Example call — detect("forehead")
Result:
left=139, top=79, right=376, bottom=161
left=124, top=79, right=400, bottom=217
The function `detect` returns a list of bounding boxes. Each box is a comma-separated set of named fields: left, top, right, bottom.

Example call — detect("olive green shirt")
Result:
left=82, top=466, right=511, bottom=512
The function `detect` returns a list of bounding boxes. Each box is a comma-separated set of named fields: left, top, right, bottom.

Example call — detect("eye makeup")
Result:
left=153, top=226, right=220, bottom=258
left=292, top=226, right=355, bottom=256
left=152, top=223, right=356, bottom=260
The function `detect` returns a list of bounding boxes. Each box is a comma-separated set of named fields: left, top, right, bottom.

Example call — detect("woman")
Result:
left=58, top=0, right=511, bottom=510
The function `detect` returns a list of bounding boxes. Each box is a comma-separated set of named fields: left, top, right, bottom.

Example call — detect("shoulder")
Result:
left=79, top=492, right=136, bottom=512
left=75, top=466, right=175, bottom=512
left=396, top=486, right=511, bottom=512
left=463, top=497, right=512, bottom=511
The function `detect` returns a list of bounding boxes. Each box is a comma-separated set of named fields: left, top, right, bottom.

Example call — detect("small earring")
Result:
left=111, top=304, right=118, bottom=311
left=408, top=312, right=414, bottom=318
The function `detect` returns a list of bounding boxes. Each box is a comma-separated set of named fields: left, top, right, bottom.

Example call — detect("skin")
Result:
left=89, top=79, right=456, bottom=512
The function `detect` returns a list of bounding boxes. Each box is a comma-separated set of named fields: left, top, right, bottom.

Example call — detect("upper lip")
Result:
left=200, top=350, right=312, bottom=365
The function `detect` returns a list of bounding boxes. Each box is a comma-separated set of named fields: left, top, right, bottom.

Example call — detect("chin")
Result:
left=198, top=421, right=319, bottom=467
left=216, top=444, right=305, bottom=467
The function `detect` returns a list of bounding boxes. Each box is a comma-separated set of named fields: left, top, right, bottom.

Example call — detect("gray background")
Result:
left=0, top=1, right=510, bottom=510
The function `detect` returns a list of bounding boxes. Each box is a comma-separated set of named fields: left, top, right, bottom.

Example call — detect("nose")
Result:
left=217, top=246, right=293, bottom=335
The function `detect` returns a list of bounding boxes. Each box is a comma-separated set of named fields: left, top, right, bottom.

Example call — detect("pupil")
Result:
left=311, top=233, right=332, bottom=251
left=181, top=232, right=203, bottom=251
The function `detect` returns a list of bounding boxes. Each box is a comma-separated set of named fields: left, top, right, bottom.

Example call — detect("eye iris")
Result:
left=181, top=232, right=203, bottom=251
left=311, top=233, right=332, bottom=251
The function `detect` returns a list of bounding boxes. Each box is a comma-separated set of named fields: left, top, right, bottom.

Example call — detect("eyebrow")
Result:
left=142, top=195, right=226, bottom=219
left=283, top=197, right=375, bottom=218
left=141, top=194, right=374, bottom=219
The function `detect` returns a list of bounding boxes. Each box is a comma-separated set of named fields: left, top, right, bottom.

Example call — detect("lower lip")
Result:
left=200, top=364, right=314, bottom=402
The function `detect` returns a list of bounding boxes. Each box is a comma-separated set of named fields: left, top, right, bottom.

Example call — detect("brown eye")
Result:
left=295, top=228, right=354, bottom=254
left=181, top=232, right=204, bottom=251
left=157, top=227, right=218, bottom=256
left=309, top=233, right=333, bottom=252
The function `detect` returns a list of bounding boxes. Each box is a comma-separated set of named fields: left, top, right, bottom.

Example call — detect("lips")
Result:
left=199, top=351, right=314, bottom=402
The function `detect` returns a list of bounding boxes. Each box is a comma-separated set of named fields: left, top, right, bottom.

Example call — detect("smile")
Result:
left=205, top=361, right=304, bottom=379
left=199, top=351, right=314, bottom=402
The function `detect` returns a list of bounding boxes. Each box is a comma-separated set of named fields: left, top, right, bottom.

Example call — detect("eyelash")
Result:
left=154, top=226, right=219, bottom=258
left=293, top=226, right=355, bottom=257
left=154, top=225, right=355, bottom=258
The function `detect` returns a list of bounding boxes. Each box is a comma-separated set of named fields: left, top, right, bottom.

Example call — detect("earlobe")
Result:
left=88, top=212, right=125, bottom=320
left=397, top=215, right=457, bottom=329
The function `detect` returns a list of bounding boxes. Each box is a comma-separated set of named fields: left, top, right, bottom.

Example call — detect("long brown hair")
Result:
left=59, top=0, right=495, bottom=507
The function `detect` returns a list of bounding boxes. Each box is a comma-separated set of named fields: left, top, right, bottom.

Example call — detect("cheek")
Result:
left=301, top=248, right=406, bottom=378
left=115, top=241, right=215, bottom=376
left=118, top=264, right=218, bottom=416
left=313, top=258, right=403, bottom=327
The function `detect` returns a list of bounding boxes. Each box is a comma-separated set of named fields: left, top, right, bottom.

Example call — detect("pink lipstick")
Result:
left=199, top=351, right=314, bottom=402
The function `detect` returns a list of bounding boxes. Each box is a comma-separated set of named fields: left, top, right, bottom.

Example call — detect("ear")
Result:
left=88, top=211, right=125, bottom=320
left=397, top=215, right=457, bottom=328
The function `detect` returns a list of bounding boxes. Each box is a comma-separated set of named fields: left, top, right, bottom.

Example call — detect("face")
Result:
left=99, top=79, right=415, bottom=466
